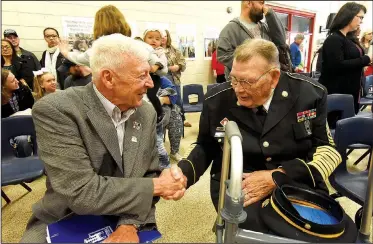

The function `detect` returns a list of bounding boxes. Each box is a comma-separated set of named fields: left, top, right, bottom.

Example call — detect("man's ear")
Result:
left=270, top=68, right=281, bottom=89
left=100, top=69, right=114, bottom=89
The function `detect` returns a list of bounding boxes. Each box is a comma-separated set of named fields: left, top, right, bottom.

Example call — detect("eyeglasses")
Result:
left=356, top=15, right=364, bottom=20
left=45, top=35, right=58, bottom=39
left=1, top=45, right=11, bottom=50
left=229, top=67, right=277, bottom=88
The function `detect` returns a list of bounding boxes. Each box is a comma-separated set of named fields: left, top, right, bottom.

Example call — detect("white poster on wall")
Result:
left=203, top=27, right=220, bottom=59
left=61, top=16, right=94, bottom=52
left=127, top=20, right=139, bottom=38
left=176, top=24, right=197, bottom=60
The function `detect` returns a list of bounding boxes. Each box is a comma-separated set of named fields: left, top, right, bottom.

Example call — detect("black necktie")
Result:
left=256, top=105, right=267, bottom=125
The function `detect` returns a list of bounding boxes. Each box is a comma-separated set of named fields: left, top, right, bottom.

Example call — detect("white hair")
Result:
left=90, top=33, right=150, bottom=80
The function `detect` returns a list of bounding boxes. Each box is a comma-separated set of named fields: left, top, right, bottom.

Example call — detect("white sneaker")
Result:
left=170, top=153, right=183, bottom=162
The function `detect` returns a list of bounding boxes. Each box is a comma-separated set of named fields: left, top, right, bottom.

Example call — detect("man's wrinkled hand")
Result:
left=153, top=164, right=187, bottom=200
left=103, top=225, right=139, bottom=243
left=241, top=169, right=282, bottom=207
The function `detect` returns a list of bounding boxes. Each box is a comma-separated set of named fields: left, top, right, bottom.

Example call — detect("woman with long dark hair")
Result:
left=319, top=2, right=372, bottom=116
left=1, top=39, right=28, bottom=86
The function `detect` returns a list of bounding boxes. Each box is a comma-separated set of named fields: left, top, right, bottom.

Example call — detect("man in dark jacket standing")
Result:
left=4, top=29, right=41, bottom=89
left=217, top=1, right=287, bottom=79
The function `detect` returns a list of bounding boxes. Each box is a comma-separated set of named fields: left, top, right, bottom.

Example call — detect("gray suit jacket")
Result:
left=30, top=83, right=160, bottom=227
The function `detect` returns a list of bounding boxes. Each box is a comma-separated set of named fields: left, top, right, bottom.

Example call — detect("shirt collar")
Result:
left=262, top=89, right=274, bottom=112
left=93, top=84, right=136, bottom=122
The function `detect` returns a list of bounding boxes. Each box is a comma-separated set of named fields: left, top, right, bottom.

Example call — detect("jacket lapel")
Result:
left=122, top=111, right=143, bottom=178
left=262, top=74, right=299, bottom=136
left=84, top=83, right=123, bottom=173
left=229, top=91, right=263, bottom=134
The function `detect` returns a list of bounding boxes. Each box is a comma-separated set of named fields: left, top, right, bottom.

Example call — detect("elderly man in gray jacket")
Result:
left=20, top=34, right=187, bottom=243
left=218, top=1, right=286, bottom=79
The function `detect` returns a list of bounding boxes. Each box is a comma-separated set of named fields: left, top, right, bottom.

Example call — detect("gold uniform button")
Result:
left=263, top=141, right=269, bottom=147
left=266, top=157, right=272, bottom=162
left=282, top=91, right=288, bottom=97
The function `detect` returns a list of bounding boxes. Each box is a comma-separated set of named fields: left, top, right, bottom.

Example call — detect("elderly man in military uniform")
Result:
left=177, top=38, right=341, bottom=232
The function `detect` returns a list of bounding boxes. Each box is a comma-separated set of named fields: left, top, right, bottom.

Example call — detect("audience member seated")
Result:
left=20, top=34, right=187, bottom=243
left=177, top=39, right=342, bottom=233
left=32, top=68, right=57, bottom=101
left=58, top=59, right=92, bottom=89
left=40, top=27, right=68, bottom=90
left=1, top=68, right=34, bottom=118
left=4, top=29, right=41, bottom=89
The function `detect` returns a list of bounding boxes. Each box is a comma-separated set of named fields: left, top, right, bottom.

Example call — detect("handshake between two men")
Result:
left=103, top=165, right=187, bottom=243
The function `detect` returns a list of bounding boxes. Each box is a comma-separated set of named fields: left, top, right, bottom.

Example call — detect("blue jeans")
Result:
left=156, top=123, right=170, bottom=169
left=174, top=85, right=185, bottom=121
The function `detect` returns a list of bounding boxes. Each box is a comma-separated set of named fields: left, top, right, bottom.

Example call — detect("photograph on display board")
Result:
left=61, top=16, right=94, bottom=53
left=176, top=24, right=197, bottom=60
left=204, top=38, right=218, bottom=58
left=177, top=35, right=196, bottom=59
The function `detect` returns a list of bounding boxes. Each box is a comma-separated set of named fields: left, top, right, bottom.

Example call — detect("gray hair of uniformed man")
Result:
left=90, top=33, right=150, bottom=82
left=234, top=38, right=280, bottom=68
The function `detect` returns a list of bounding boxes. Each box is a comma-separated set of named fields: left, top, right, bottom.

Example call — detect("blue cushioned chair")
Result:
left=327, top=94, right=370, bottom=166
left=183, top=84, right=204, bottom=113
left=329, top=117, right=373, bottom=229
left=207, top=83, right=220, bottom=94
left=1, top=116, right=44, bottom=204
left=359, top=75, right=373, bottom=111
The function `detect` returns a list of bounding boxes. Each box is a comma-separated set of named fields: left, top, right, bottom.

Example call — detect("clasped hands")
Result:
left=153, top=164, right=187, bottom=200
left=241, top=169, right=284, bottom=207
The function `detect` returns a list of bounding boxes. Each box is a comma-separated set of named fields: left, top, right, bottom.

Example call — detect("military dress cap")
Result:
left=260, top=172, right=357, bottom=243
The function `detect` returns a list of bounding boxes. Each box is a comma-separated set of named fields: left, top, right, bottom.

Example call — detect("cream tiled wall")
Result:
left=1, top=1, right=242, bottom=88
left=3, top=1, right=371, bottom=86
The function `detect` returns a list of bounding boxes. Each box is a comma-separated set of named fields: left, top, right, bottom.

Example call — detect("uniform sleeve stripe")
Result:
left=316, top=146, right=342, bottom=166
left=318, top=152, right=338, bottom=168
left=309, top=162, right=327, bottom=180
left=318, top=145, right=341, bottom=162
left=314, top=151, right=338, bottom=168
left=313, top=157, right=332, bottom=176
left=296, top=158, right=316, bottom=187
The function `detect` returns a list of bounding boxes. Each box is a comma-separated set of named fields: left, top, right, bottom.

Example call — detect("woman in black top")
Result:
left=1, top=39, right=29, bottom=86
left=319, top=2, right=372, bottom=115
left=1, top=69, right=34, bottom=118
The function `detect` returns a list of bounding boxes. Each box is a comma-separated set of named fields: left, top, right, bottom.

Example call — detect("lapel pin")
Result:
left=282, top=91, right=288, bottom=98
left=220, top=117, right=229, bottom=127
left=131, top=136, right=138, bottom=143
left=133, top=121, right=141, bottom=130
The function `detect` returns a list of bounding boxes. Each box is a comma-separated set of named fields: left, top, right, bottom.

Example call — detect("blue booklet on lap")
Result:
left=46, top=215, right=161, bottom=243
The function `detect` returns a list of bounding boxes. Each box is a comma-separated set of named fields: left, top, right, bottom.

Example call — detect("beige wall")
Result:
left=2, top=1, right=242, bottom=88
left=2, top=1, right=372, bottom=85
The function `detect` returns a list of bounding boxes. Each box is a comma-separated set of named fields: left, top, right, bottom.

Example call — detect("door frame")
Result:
left=267, top=4, right=316, bottom=72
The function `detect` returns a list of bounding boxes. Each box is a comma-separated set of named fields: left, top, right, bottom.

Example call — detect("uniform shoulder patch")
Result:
left=205, top=83, right=233, bottom=101
left=286, top=72, right=325, bottom=91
